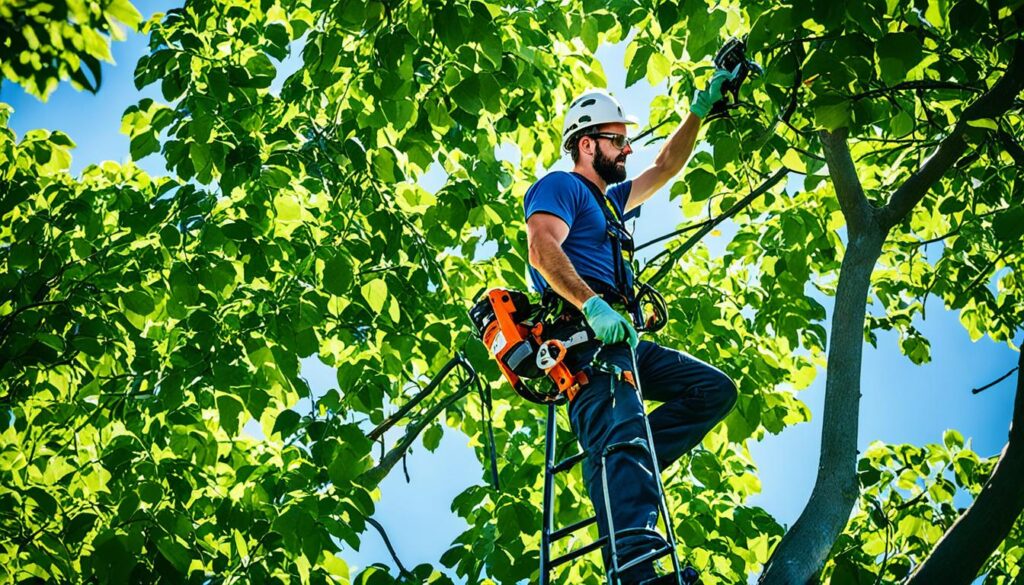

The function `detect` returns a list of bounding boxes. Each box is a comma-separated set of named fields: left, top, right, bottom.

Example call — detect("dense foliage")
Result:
left=1, top=0, right=1021, bottom=583
left=0, top=0, right=142, bottom=99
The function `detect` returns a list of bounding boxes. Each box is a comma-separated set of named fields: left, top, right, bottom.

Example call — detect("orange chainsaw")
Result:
left=469, top=288, right=592, bottom=404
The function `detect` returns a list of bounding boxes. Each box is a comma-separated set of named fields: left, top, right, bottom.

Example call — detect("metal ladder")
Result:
left=538, top=355, right=699, bottom=584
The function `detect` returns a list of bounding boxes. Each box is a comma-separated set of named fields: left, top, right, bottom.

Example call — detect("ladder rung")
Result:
left=550, top=536, right=607, bottom=568
left=617, top=544, right=674, bottom=574
left=613, top=527, right=670, bottom=543
left=550, top=514, right=597, bottom=541
left=551, top=451, right=587, bottom=474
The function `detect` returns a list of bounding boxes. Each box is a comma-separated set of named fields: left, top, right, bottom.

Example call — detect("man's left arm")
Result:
left=626, top=112, right=702, bottom=212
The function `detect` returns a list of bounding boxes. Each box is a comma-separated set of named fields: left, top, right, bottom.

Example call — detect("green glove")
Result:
left=581, top=296, right=638, bottom=349
left=691, top=64, right=741, bottom=119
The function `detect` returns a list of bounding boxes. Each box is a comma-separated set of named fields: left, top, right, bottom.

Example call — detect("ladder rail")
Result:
left=539, top=347, right=694, bottom=585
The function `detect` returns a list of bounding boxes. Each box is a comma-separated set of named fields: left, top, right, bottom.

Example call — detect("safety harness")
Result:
left=469, top=175, right=666, bottom=405
left=568, top=172, right=668, bottom=334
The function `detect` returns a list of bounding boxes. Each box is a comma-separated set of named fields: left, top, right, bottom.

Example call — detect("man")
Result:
left=524, top=71, right=741, bottom=584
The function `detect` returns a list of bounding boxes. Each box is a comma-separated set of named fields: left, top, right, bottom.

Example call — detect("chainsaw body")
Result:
left=708, top=37, right=763, bottom=119
left=470, top=288, right=588, bottom=404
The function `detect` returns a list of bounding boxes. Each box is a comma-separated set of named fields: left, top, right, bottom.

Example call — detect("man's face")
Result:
left=588, top=123, right=631, bottom=185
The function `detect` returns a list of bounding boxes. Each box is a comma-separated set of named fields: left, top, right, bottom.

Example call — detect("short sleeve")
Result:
left=524, top=172, right=581, bottom=229
left=607, top=180, right=640, bottom=221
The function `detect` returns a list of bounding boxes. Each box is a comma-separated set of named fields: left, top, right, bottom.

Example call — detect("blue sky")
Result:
left=4, top=9, right=1019, bottom=581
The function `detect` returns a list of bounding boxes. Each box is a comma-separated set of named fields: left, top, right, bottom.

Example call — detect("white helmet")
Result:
left=561, top=89, right=639, bottom=152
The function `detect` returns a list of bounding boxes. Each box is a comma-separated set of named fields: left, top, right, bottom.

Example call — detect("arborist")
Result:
left=523, top=70, right=741, bottom=584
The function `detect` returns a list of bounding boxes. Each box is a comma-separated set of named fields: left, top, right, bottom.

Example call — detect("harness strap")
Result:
left=570, top=172, right=636, bottom=304
left=565, top=371, right=589, bottom=402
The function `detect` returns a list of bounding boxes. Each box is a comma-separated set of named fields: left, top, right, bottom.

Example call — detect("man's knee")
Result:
left=711, top=373, right=738, bottom=418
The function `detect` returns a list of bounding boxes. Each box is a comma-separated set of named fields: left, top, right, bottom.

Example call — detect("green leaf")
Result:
left=323, top=254, right=354, bottom=296
left=781, top=149, right=807, bottom=174
left=814, top=97, right=851, bottom=131
left=8, top=242, right=37, bottom=269
left=130, top=131, right=160, bottom=160
left=272, top=409, right=301, bottom=438
left=217, top=394, right=246, bottom=436
left=64, top=513, right=98, bottom=543
left=244, top=53, right=276, bottom=88
left=943, top=429, right=965, bottom=450
left=123, top=290, right=155, bottom=315
left=993, top=207, right=1024, bottom=241
left=27, top=487, right=57, bottom=517
left=107, top=0, right=143, bottom=27
left=155, top=537, right=192, bottom=573
left=478, top=29, right=503, bottom=70
left=966, top=118, right=998, bottom=130
left=139, top=481, right=164, bottom=504
left=625, top=44, right=653, bottom=87
left=451, top=76, right=483, bottom=115
left=687, top=168, right=717, bottom=201
left=371, top=147, right=401, bottom=183
left=423, top=423, right=443, bottom=452
left=426, top=102, right=454, bottom=134
left=274, top=194, right=302, bottom=221
left=876, top=31, right=923, bottom=85
left=646, top=52, right=671, bottom=86
left=361, top=278, right=388, bottom=314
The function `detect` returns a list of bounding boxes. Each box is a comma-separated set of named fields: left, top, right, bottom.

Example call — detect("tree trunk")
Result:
left=759, top=42, right=1024, bottom=583
left=905, top=353, right=1024, bottom=584
left=758, top=229, right=884, bottom=584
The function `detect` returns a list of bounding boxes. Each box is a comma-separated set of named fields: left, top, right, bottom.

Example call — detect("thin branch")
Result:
left=957, top=247, right=1011, bottom=303
left=905, top=351, right=1024, bottom=583
left=762, top=34, right=844, bottom=56
left=848, top=81, right=983, bottom=102
left=365, top=517, right=415, bottom=578
left=880, top=40, right=1024, bottom=229
left=632, top=117, right=674, bottom=145
left=367, top=354, right=469, bottom=442
left=973, top=366, right=1020, bottom=395
left=634, top=217, right=716, bottom=253
left=899, top=204, right=1011, bottom=248
left=642, top=167, right=790, bottom=287
left=362, top=379, right=474, bottom=486
left=997, top=129, right=1024, bottom=166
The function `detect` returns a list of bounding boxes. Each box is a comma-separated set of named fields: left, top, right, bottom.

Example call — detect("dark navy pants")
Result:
left=565, top=340, right=737, bottom=584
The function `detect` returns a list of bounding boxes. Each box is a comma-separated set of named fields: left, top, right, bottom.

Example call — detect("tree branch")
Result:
left=848, top=81, right=983, bottom=102
left=365, top=517, right=415, bottom=578
left=634, top=217, right=716, bottom=253
left=642, top=167, right=790, bottom=287
left=367, top=354, right=469, bottom=442
left=880, top=40, right=1024, bottom=230
left=996, top=129, right=1024, bottom=166
left=819, top=128, right=879, bottom=235
left=361, top=372, right=475, bottom=486
left=905, top=352, right=1024, bottom=584
left=972, top=366, right=1019, bottom=395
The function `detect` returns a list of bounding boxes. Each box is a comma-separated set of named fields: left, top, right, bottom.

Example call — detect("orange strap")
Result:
left=565, top=371, right=589, bottom=403
left=622, top=370, right=635, bottom=388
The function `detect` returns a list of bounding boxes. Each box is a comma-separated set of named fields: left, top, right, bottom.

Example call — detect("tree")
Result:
left=0, top=0, right=143, bottom=99
left=1, top=0, right=1022, bottom=583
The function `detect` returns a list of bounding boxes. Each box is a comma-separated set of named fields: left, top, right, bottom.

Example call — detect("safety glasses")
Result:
left=586, top=132, right=631, bottom=151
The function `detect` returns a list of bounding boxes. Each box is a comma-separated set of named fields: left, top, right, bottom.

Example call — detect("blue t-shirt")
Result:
left=523, top=171, right=639, bottom=293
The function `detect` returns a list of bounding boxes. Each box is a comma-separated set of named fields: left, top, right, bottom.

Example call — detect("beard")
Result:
left=592, top=144, right=627, bottom=184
